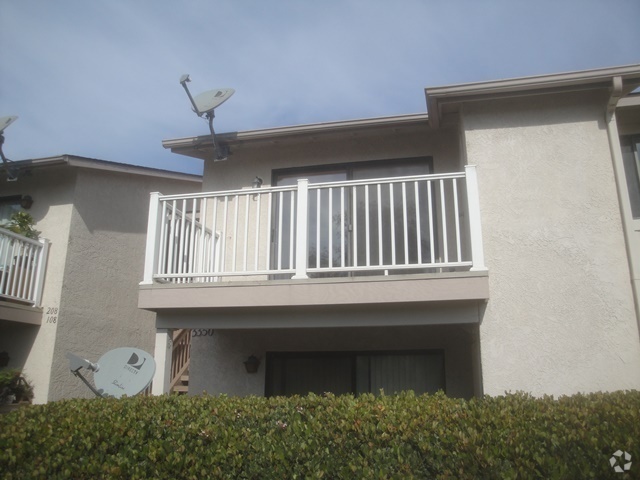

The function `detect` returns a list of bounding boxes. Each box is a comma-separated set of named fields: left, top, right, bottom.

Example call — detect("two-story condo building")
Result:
left=141, top=65, right=640, bottom=398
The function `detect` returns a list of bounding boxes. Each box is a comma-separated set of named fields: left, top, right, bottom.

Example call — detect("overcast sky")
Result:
left=2, top=0, right=639, bottom=176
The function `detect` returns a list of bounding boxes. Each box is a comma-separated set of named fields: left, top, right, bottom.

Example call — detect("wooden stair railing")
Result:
left=169, top=329, right=191, bottom=394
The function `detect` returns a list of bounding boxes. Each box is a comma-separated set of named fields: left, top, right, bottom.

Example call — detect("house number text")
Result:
left=46, top=307, right=58, bottom=324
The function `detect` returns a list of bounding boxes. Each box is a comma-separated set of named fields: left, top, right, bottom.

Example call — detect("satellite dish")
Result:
left=179, top=74, right=234, bottom=161
left=0, top=115, right=18, bottom=133
left=67, top=347, right=156, bottom=398
left=0, top=115, right=19, bottom=181
left=192, top=88, right=235, bottom=116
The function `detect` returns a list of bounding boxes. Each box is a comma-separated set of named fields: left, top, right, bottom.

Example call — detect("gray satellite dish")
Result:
left=179, top=74, right=234, bottom=161
left=0, top=115, right=18, bottom=133
left=191, top=88, right=235, bottom=116
left=67, top=347, right=156, bottom=398
left=0, top=115, right=19, bottom=181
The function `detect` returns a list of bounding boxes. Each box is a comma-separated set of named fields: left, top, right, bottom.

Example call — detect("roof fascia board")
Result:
left=7, top=155, right=201, bottom=182
left=425, top=64, right=640, bottom=127
left=163, top=113, right=429, bottom=151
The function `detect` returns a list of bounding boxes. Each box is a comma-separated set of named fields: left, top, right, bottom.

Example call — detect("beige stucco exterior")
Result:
left=0, top=157, right=201, bottom=403
left=461, top=91, right=640, bottom=395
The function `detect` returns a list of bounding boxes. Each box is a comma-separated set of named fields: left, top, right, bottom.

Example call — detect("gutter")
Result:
left=604, top=75, right=640, bottom=335
left=162, top=113, right=430, bottom=153
left=426, top=64, right=640, bottom=128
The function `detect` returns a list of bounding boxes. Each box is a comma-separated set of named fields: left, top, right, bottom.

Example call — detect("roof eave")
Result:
left=162, top=113, right=430, bottom=158
left=425, top=64, right=640, bottom=127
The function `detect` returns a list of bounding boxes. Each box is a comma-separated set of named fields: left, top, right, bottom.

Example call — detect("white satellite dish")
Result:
left=192, top=88, right=235, bottom=116
left=67, top=347, right=156, bottom=398
left=179, top=74, right=234, bottom=161
left=0, top=115, right=18, bottom=133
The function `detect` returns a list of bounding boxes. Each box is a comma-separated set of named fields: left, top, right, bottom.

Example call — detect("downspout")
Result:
left=605, top=76, right=640, bottom=335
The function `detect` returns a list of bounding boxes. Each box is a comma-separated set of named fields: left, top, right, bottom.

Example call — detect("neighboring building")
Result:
left=0, top=155, right=201, bottom=403
left=140, top=65, right=640, bottom=399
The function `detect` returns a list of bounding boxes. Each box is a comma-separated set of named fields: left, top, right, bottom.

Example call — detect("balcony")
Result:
left=0, top=228, right=50, bottom=324
left=140, top=166, right=488, bottom=311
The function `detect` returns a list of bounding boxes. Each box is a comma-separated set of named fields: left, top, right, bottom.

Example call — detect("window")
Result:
left=0, top=196, right=21, bottom=226
left=265, top=350, right=445, bottom=397
left=621, top=135, right=640, bottom=218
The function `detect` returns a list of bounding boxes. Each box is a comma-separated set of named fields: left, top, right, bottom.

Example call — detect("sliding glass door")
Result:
left=272, top=157, right=433, bottom=276
left=266, top=350, right=445, bottom=397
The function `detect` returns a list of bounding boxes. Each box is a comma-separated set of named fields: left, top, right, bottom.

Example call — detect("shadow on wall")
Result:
left=0, top=322, right=39, bottom=370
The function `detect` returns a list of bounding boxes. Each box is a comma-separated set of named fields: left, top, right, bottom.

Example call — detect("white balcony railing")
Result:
left=0, top=228, right=50, bottom=306
left=142, top=165, right=486, bottom=284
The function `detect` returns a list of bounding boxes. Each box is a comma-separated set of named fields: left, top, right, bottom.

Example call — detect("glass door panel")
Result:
left=275, top=171, right=348, bottom=275
left=352, top=162, right=432, bottom=273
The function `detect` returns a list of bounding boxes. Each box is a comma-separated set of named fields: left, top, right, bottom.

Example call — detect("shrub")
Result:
left=0, top=391, right=638, bottom=479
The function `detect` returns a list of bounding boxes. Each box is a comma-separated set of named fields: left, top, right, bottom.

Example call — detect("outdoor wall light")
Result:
left=20, top=195, right=33, bottom=209
left=244, top=355, right=260, bottom=373
left=252, top=177, right=263, bottom=189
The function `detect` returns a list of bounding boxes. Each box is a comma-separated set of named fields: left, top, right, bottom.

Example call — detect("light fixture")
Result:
left=20, top=195, right=33, bottom=209
left=252, top=177, right=263, bottom=189
left=244, top=355, right=260, bottom=373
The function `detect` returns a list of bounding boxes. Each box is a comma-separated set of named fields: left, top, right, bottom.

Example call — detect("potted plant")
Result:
left=3, top=211, right=40, bottom=239
left=0, top=369, right=34, bottom=413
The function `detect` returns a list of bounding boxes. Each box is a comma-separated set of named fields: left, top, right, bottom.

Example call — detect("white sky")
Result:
left=1, top=0, right=639, bottom=175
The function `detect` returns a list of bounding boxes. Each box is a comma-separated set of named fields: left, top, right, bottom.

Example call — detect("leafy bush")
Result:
left=0, top=391, right=638, bottom=479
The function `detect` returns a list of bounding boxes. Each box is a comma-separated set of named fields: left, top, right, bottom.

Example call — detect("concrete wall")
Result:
left=47, top=168, right=200, bottom=401
left=189, top=321, right=478, bottom=399
left=463, top=90, right=640, bottom=396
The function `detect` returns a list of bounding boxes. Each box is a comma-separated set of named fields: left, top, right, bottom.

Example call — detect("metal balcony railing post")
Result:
left=292, top=179, right=309, bottom=279
left=464, top=165, right=487, bottom=271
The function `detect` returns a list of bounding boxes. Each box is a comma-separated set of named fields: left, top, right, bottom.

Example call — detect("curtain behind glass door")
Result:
left=274, top=171, right=348, bottom=275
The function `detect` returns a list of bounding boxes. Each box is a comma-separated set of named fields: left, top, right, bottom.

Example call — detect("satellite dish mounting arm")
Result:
left=67, top=352, right=104, bottom=398
left=179, top=75, right=232, bottom=161
left=0, top=116, right=19, bottom=181
left=179, top=75, right=201, bottom=117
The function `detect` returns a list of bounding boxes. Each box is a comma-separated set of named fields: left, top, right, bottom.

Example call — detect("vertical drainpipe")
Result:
left=605, top=76, right=640, bottom=333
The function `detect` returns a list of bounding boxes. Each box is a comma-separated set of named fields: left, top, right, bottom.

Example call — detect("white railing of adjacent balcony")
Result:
left=0, top=228, right=50, bottom=306
left=142, top=165, right=486, bottom=284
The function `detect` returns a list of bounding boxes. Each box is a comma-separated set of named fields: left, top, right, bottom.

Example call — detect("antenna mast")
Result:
left=0, top=116, right=19, bottom=181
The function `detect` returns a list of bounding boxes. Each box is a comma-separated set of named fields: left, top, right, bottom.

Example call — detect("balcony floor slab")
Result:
left=139, top=271, right=489, bottom=313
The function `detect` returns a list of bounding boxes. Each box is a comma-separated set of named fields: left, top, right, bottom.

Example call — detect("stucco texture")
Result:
left=188, top=319, right=479, bottom=399
left=464, top=91, right=640, bottom=396
left=47, top=169, right=200, bottom=401
left=0, top=168, right=76, bottom=402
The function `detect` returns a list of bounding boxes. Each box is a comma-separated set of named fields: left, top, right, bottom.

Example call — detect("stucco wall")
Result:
left=202, top=126, right=461, bottom=192
left=0, top=168, right=76, bottom=403
left=47, top=168, right=200, bottom=401
left=463, top=90, right=640, bottom=396
left=189, top=321, right=478, bottom=399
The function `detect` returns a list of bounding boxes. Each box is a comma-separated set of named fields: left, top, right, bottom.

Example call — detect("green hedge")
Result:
left=1, top=391, right=638, bottom=479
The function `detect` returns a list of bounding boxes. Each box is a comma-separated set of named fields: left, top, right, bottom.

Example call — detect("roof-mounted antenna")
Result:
left=179, top=74, right=235, bottom=161
left=0, top=115, right=20, bottom=181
